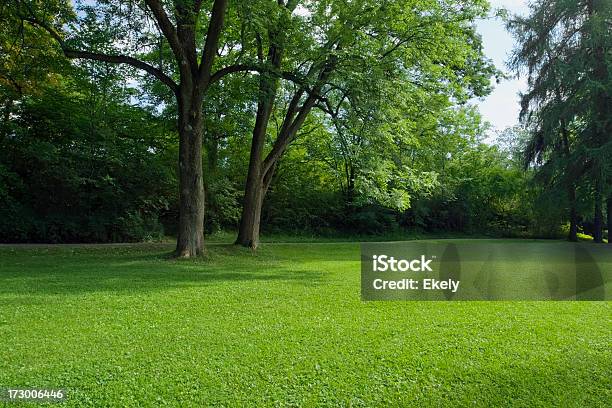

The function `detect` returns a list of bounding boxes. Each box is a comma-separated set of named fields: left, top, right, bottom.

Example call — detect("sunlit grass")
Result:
left=0, top=241, right=609, bottom=407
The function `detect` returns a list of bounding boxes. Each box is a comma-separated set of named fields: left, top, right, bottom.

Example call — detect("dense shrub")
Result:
left=0, top=85, right=176, bottom=243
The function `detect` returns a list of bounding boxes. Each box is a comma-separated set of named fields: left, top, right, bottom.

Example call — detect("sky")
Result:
left=474, top=0, right=530, bottom=135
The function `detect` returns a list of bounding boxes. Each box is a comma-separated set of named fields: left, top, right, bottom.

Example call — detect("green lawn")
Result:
left=0, top=241, right=610, bottom=407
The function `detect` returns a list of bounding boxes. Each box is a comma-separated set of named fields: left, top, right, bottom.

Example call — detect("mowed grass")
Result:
left=0, top=241, right=610, bottom=407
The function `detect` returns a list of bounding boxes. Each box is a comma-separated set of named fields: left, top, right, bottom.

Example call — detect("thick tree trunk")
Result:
left=593, top=178, right=603, bottom=243
left=175, top=90, right=205, bottom=257
left=237, top=161, right=277, bottom=248
left=235, top=86, right=276, bottom=248
left=235, top=34, right=282, bottom=249
left=568, top=184, right=578, bottom=242
left=236, top=174, right=265, bottom=248
left=235, top=22, right=334, bottom=249
left=236, top=96, right=316, bottom=248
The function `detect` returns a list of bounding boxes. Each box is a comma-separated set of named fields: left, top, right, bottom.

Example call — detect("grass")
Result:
left=0, top=240, right=610, bottom=407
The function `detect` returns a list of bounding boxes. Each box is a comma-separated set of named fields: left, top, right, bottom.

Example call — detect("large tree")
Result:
left=8, top=0, right=255, bottom=256
left=234, top=0, right=495, bottom=248
left=509, top=0, right=612, bottom=243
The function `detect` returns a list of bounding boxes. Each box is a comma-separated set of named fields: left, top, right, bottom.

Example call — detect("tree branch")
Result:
left=143, top=0, right=185, bottom=62
left=23, top=18, right=178, bottom=93
left=261, top=47, right=341, bottom=174
left=64, top=50, right=178, bottom=92
left=209, top=64, right=314, bottom=92
left=199, top=0, right=229, bottom=86
left=262, top=92, right=317, bottom=175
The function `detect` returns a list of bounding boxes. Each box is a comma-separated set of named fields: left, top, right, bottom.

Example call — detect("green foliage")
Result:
left=205, top=178, right=243, bottom=233
left=2, top=0, right=604, bottom=243
left=407, top=138, right=535, bottom=236
left=263, top=140, right=345, bottom=233
left=508, top=0, right=612, bottom=240
left=0, top=72, right=176, bottom=242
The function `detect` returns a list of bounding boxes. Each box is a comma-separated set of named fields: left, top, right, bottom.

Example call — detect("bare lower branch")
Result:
left=209, top=64, right=313, bottom=91
left=23, top=18, right=178, bottom=93
left=64, top=50, right=178, bottom=92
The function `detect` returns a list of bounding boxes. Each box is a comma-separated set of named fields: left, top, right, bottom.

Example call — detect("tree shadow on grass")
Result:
left=0, top=245, right=328, bottom=298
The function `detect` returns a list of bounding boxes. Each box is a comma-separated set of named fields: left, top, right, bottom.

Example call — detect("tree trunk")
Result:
left=235, top=34, right=282, bottom=249
left=593, top=178, right=603, bottom=243
left=236, top=159, right=278, bottom=248
left=235, top=28, right=335, bottom=248
left=347, top=164, right=355, bottom=204
left=175, top=89, right=205, bottom=257
left=236, top=173, right=265, bottom=248
left=236, top=94, right=317, bottom=248
left=235, top=84, right=276, bottom=248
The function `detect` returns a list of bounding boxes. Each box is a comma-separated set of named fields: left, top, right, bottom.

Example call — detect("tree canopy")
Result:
left=0, top=0, right=609, bottom=246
